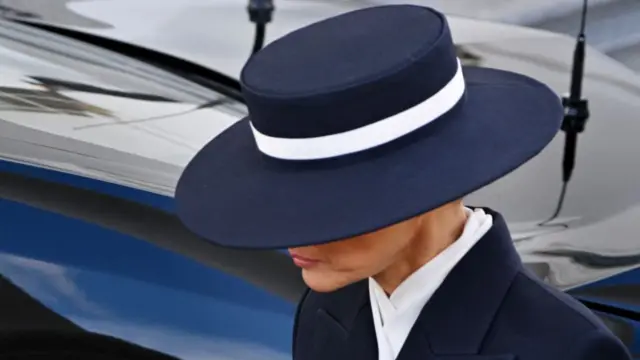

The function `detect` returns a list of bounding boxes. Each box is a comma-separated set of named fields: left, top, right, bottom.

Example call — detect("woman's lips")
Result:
left=291, top=254, right=320, bottom=269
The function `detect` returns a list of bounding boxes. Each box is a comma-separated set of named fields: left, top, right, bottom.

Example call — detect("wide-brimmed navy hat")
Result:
left=175, top=5, right=563, bottom=249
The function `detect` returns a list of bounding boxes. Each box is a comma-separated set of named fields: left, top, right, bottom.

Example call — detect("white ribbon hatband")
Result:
left=250, top=60, right=465, bottom=160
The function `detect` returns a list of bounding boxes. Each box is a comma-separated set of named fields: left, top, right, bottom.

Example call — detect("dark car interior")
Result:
left=0, top=275, right=179, bottom=359
left=0, top=331, right=180, bottom=360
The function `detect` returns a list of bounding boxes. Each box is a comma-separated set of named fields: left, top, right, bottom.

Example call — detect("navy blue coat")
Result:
left=292, top=209, right=631, bottom=360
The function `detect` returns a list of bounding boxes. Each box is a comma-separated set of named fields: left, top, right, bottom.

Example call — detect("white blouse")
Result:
left=368, top=207, right=493, bottom=360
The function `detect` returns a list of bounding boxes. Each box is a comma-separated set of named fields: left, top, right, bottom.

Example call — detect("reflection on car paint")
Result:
left=517, top=205, right=640, bottom=291
left=0, top=197, right=295, bottom=359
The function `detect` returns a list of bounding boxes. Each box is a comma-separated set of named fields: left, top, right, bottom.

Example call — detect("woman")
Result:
left=174, top=5, right=630, bottom=360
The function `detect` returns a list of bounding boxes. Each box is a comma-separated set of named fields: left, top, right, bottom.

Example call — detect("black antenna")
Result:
left=248, top=0, right=274, bottom=55
left=540, top=0, right=590, bottom=226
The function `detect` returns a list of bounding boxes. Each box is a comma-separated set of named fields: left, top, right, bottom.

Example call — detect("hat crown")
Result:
left=240, top=5, right=461, bottom=157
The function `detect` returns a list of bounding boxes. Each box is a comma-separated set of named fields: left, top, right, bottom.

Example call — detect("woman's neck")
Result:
left=373, top=202, right=468, bottom=295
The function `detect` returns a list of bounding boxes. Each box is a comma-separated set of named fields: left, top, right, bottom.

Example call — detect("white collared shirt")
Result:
left=368, top=207, right=493, bottom=360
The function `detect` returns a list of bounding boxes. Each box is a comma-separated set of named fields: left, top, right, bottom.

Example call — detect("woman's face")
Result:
left=287, top=217, right=420, bottom=293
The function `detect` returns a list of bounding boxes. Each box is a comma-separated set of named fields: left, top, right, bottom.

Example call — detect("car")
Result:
left=0, top=1, right=640, bottom=359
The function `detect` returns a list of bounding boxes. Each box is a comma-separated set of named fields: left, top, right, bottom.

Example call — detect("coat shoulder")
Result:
left=483, top=269, right=631, bottom=359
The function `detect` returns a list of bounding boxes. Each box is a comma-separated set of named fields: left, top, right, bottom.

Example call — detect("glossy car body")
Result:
left=1, top=1, right=640, bottom=359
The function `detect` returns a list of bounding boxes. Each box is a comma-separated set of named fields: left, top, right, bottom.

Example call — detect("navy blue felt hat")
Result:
left=175, top=5, right=563, bottom=249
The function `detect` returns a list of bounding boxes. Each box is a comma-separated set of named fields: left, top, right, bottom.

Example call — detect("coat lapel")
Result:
left=313, top=280, right=378, bottom=360
left=396, top=208, right=520, bottom=360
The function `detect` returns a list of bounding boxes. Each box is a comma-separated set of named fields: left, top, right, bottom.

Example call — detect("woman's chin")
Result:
left=301, top=269, right=356, bottom=293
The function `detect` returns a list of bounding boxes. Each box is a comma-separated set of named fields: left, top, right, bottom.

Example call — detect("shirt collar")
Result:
left=369, top=207, right=493, bottom=326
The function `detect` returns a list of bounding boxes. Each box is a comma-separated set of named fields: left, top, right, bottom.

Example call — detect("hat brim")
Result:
left=175, top=66, right=563, bottom=249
